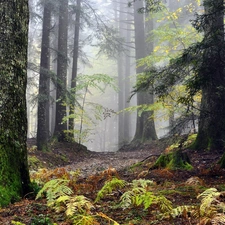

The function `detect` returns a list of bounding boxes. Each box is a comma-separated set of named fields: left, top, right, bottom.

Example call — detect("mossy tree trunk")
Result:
left=0, top=0, right=31, bottom=205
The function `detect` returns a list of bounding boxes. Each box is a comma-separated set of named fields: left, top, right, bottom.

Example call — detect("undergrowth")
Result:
left=8, top=165, right=225, bottom=225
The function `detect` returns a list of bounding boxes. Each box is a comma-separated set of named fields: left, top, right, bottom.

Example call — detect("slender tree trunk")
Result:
left=132, top=0, right=157, bottom=144
left=54, top=0, right=68, bottom=141
left=195, top=0, right=225, bottom=151
left=37, top=0, right=51, bottom=150
left=118, top=0, right=126, bottom=147
left=124, top=5, right=132, bottom=143
left=69, top=0, right=81, bottom=136
left=0, top=0, right=31, bottom=205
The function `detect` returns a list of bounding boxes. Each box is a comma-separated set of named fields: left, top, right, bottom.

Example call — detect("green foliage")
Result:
left=56, top=195, right=94, bottom=215
left=119, top=179, right=172, bottom=212
left=64, top=73, right=117, bottom=144
left=28, top=156, right=43, bottom=170
left=36, top=179, right=73, bottom=207
left=11, top=221, right=26, bottom=225
left=153, top=151, right=193, bottom=170
left=197, top=188, right=221, bottom=217
left=0, top=185, right=20, bottom=207
left=95, top=178, right=126, bottom=203
left=169, top=205, right=196, bottom=219
left=195, top=188, right=225, bottom=225
left=30, top=214, right=56, bottom=225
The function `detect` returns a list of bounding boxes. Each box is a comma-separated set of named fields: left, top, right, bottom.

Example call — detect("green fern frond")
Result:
left=170, top=205, right=195, bottom=218
left=119, top=190, right=133, bottom=209
left=119, top=187, right=146, bottom=209
left=197, top=188, right=220, bottom=217
left=95, top=177, right=126, bottom=203
left=137, top=192, right=156, bottom=209
left=157, top=195, right=173, bottom=213
left=36, top=179, right=73, bottom=206
left=66, top=195, right=95, bottom=216
left=197, top=188, right=219, bottom=200
left=132, top=179, right=155, bottom=190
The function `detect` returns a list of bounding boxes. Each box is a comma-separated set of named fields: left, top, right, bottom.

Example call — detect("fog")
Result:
left=27, top=0, right=202, bottom=151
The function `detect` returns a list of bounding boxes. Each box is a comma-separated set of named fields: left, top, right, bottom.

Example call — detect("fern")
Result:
left=211, top=213, right=225, bottom=225
left=195, top=188, right=225, bottom=225
left=119, top=179, right=172, bottom=212
left=95, top=177, right=126, bottom=203
left=131, top=179, right=155, bottom=190
left=169, top=205, right=196, bottom=219
left=65, top=195, right=95, bottom=215
left=36, top=179, right=73, bottom=207
left=197, top=188, right=220, bottom=217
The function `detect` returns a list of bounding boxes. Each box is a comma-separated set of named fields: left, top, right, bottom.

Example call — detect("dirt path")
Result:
left=28, top=139, right=163, bottom=176
left=64, top=149, right=161, bottom=177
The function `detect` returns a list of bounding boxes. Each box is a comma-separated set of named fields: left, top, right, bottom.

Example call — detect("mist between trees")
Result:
left=27, top=0, right=209, bottom=152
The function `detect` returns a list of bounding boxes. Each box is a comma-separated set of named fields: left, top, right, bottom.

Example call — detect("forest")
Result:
left=1, top=0, right=225, bottom=224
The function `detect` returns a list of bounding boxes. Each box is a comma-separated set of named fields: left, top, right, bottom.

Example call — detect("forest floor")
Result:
left=1, top=138, right=225, bottom=224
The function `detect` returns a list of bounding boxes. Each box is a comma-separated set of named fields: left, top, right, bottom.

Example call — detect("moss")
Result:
left=0, top=185, right=21, bottom=206
left=28, top=156, right=43, bottom=170
left=152, top=150, right=193, bottom=170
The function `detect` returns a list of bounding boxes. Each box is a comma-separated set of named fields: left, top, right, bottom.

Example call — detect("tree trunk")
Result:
left=69, top=0, right=81, bottom=137
left=37, top=0, right=51, bottom=150
left=132, top=0, right=157, bottom=144
left=54, top=0, right=68, bottom=141
left=194, top=0, right=225, bottom=151
left=0, top=0, right=31, bottom=206
left=117, top=0, right=126, bottom=147
left=124, top=5, right=132, bottom=144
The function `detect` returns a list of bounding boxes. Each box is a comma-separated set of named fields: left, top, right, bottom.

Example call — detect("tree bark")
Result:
left=37, top=0, right=51, bottom=150
left=54, top=0, right=68, bottom=141
left=0, top=0, right=31, bottom=205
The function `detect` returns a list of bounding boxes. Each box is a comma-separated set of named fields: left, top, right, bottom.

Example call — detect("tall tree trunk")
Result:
left=54, top=0, right=68, bottom=141
left=117, top=0, right=126, bottom=147
left=132, top=0, right=157, bottom=144
left=195, top=0, right=225, bottom=151
left=124, top=5, right=132, bottom=143
left=37, top=0, right=51, bottom=150
left=0, top=0, right=31, bottom=205
left=69, top=0, right=81, bottom=136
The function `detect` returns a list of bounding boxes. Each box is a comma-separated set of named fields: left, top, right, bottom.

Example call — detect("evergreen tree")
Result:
left=135, top=0, right=225, bottom=151
left=37, top=0, right=52, bottom=150
left=54, top=0, right=68, bottom=141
